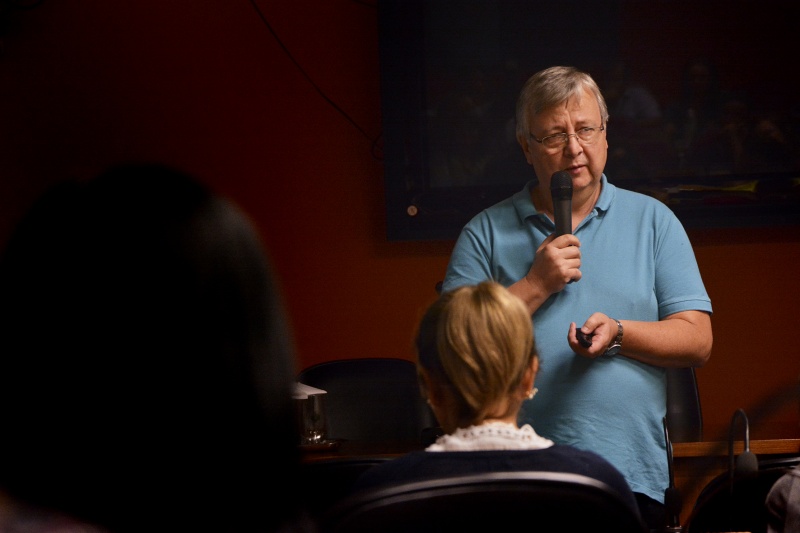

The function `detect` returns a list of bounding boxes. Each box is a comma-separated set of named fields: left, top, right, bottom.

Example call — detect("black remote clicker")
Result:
left=576, top=330, right=593, bottom=348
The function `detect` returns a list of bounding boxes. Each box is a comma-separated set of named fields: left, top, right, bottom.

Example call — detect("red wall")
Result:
left=0, top=1, right=797, bottom=441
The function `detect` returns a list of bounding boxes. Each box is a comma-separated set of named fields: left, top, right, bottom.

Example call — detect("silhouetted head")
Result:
left=0, top=163, right=305, bottom=532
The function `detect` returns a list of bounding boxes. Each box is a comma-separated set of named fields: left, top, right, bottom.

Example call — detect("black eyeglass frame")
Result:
left=529, top=125, right=606, bottom=149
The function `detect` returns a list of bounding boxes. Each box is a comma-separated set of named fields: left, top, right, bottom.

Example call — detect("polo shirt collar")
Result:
left=513, top=174, right=616, bottom=224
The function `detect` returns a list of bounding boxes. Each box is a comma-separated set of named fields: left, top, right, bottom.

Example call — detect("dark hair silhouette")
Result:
left=0, top=163, right=309, bottom=532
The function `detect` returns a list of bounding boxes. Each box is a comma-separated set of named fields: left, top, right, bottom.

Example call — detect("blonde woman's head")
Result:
left=416, top=281, right=537, bottom=431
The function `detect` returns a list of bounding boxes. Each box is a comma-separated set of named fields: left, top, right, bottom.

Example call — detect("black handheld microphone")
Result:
left=550, top=170, right=573, bottom=237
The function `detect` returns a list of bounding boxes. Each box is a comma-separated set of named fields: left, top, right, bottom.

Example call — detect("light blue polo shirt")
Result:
left=441, top=175, right=713, bottom=503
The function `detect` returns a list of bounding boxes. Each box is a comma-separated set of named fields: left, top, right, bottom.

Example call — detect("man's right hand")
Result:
left=529, top=233, right=582, bottom=294
left=508, top=233, right=582, bottom=315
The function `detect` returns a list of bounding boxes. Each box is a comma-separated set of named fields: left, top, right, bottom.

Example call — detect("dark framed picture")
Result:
left=378, top=0, right=800, bottom=241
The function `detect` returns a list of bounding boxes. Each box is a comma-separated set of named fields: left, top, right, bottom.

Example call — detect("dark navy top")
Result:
left=350, top=444, right=640, bottom=518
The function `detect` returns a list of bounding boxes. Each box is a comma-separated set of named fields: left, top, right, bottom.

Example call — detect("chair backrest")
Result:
left=666, top=367, right=703, bottom=443
left=685, top=457, right=800, bottom=533
left=296, top=358, right=438, bottom=443
left=300, top=456, right=392, bottom=521
left=322, top=470, right=649, bottom=533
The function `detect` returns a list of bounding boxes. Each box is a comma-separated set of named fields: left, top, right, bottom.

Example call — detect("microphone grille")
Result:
left=550, top=171, right=573, bottom=199
left=735, top=451, right=759, bottom=478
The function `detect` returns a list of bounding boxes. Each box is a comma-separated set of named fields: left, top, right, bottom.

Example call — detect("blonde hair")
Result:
left=515, top=65, right=609, bottom=142
left=416, top=281, right=536, bottom=427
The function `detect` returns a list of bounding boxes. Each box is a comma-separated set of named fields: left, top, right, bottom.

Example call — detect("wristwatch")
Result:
left=604, top=318, right=623, bottom=357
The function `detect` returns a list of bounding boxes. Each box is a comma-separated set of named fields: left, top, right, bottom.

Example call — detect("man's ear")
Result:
left=518, top=134, right=535, bottom=166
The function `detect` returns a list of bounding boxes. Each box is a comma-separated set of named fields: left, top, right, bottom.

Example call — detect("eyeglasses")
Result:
left=529, top=125, right=605, bottom=150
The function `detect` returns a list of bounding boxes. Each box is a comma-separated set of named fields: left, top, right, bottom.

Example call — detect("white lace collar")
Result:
left=425, top=421, right=554, bottom=451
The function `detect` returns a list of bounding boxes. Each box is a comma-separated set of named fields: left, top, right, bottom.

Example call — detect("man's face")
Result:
left=519, top=87, right=608, bottom=195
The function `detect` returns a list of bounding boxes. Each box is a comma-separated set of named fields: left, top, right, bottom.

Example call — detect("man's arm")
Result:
left=508, top=233, right=581, bottom=314
left=569, top=310, right=712, bottom=368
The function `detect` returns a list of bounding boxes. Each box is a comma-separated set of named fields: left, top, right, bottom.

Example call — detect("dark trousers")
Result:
left=635, top=492, right=668, bottom=532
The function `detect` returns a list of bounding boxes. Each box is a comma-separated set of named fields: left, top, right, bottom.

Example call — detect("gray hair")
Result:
left=515, top=65, right=609, bottom=140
